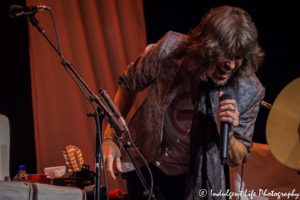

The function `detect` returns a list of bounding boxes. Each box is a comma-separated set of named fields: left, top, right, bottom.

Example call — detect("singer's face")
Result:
left=207, top=57, right=243, bottom=85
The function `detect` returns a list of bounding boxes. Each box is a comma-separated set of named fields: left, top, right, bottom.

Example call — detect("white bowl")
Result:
left=44, top=166, right=66, bottom=178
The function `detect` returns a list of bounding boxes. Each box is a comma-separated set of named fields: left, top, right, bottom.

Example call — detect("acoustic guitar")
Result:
left=62, top=145, right=84, bottom=173
left=60, top=145, right=94, bottom=188
left=266, top=77, right=300, bottom=170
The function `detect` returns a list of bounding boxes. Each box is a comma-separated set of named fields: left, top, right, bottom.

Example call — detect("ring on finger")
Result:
left=231, top=119, right=234, bottom=125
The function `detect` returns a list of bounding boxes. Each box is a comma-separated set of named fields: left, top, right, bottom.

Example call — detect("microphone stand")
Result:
left=27, top=13, right=125, bottom=200
left=27, top=10, right=155, bottom=200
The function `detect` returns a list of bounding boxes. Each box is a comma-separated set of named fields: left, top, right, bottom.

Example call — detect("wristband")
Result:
left=103, top=136, right=119, bottom=146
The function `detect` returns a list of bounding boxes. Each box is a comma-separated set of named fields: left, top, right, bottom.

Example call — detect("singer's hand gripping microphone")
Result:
left=219, top=93, right=231, bottom=165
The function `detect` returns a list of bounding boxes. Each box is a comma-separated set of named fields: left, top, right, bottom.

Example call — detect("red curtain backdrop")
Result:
left=27, top=0, right=146, bottom=190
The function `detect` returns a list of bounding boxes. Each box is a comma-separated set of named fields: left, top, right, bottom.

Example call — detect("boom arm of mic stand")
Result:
left=28, top=13, right=125, bottom=133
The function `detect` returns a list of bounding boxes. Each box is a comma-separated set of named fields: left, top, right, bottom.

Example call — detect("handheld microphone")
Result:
left=219, top=93, right=231, bottom=165
left=8, top=5, right=49, bottom=18
left=98, top=89, right=129, bottom=133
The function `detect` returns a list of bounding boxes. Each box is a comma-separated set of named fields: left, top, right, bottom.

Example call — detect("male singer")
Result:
left=103, top=5, right=265, bottom=200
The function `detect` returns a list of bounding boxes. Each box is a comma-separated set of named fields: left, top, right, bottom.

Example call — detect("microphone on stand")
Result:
left=219, top=93, right=231, bottom=165
left=98, top=89, right=129, bottom=133
left=8, top=5, right=49, bottom=18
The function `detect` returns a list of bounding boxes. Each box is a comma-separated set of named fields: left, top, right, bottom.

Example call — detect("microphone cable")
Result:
left=122, top=127, right=156, bottom=200
left=238, top=148, right=250, bottom=200
left=47, top=7, right=155, bottom=199
left=98, top=89, right=155, bottom=200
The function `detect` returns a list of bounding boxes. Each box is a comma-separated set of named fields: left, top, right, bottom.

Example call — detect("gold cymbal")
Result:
left=266, top=77, right=300, bottom=170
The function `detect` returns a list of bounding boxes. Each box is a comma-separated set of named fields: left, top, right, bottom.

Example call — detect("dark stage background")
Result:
left=1, top=0, right=300, bottom=178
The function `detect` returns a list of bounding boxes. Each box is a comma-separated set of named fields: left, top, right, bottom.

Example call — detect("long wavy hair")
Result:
left=179, top=5, right=264, bottom=81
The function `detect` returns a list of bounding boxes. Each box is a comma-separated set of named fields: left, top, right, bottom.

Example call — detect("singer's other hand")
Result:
left=102, top=137, right=122, bottom=180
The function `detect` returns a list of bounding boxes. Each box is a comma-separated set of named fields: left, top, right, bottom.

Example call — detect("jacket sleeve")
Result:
left=118, top=37, right=166, bottom=92
left=233, top=80, right=265, bottom=148
left=118, top=31, right=181, bottom=92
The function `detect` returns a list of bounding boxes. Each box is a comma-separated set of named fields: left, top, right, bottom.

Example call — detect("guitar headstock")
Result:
left=62, top=145, right=84, bottom=173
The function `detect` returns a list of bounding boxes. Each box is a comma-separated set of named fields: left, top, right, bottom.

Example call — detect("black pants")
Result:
left=123, top=163, right=186, bottom=200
